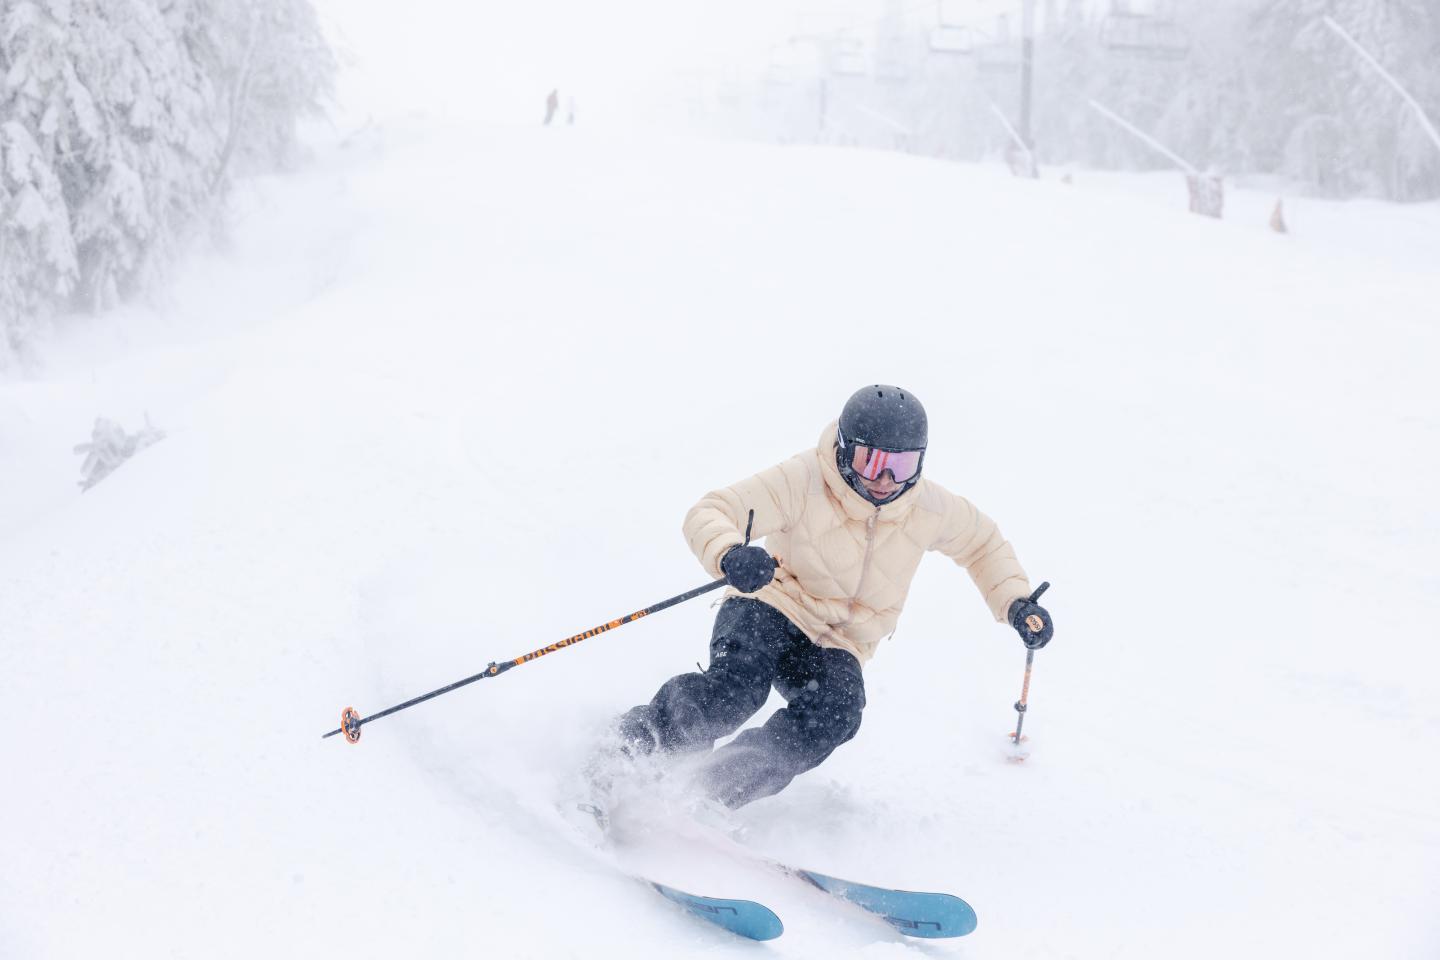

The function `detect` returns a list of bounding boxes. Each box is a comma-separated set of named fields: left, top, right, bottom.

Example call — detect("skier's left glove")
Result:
left=721, top=544, right=776, bottom=593
left=1008, top=597, right=1054, bottom=649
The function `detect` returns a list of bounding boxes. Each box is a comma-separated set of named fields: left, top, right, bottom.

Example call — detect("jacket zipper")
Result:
left=839, top=509, right=880, bottom=629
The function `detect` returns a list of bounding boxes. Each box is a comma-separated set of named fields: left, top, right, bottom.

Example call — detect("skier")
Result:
left=544, top=88, right=559, bottom=126
left=609, top=385, right=1053, bottom=810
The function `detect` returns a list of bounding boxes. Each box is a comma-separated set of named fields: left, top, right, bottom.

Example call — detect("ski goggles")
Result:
left=849, top=444, right=924, bottom=483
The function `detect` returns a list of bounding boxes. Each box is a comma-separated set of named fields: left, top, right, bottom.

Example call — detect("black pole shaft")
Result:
left=321, top=576, right=727, bottom=739
left=322, top=511, right=758, bottom=740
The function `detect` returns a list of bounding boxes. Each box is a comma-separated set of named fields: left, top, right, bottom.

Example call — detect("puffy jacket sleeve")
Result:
left=931, top=490, right=1031, bottom=622
left=684, top=454, right=809, bottom=578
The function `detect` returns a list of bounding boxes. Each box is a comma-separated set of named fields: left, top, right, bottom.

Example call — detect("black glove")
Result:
left=721, top=544, right=775, bottom=593
left=1008, top=597, right=1054, bottom=649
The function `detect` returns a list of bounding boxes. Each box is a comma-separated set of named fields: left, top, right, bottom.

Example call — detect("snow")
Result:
left=3, top=6, right=1440, bottom=958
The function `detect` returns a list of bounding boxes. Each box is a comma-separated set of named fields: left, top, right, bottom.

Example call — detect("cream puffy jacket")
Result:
left=684, top=423, right=1032, bottom=664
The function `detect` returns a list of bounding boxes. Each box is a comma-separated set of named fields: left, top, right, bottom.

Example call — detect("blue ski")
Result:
left=573, top=801, right=972, bottom=939
left=648, top=880, right=784, bottom=941
left=662, top=820, right=978, bottom=939
left=570, top=804, right=784, bottom=940
left=793, top=868, right=977, bottom=939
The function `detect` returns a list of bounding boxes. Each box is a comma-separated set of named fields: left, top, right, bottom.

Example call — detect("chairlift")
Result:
left=1100, top=12, right=1191, bottom=60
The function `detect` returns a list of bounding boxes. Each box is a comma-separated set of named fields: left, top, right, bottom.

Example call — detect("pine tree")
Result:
left=172, top=0, right=334, bottom=182
left=1249, top=0, right=1440, bottom=198
left=66, top=0, right=222, bottom=310
left=1, top=0, right=83, bottom=331
left=0, top=0, right=333, bottom=361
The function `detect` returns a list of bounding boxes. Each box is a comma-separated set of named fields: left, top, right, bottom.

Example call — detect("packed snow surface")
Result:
left=3, top=8, right=1439, bottom=959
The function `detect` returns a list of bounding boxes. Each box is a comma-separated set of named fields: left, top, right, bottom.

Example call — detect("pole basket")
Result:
left=340, top=707, right=363, bottom=744
left=1186, top=174, right=1224, bottom=218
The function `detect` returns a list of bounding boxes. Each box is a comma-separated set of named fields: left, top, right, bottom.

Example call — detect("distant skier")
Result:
left=544, top=88, right=559, bottom=126
left=608, top=385, right=1053, bottom=809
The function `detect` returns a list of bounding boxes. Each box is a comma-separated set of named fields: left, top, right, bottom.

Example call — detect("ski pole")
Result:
left=1009, top=580, right=1050, bottom=748
left=322, top=510, right=757, bottom=743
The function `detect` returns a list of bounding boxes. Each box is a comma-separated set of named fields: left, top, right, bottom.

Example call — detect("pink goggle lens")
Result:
left=852, top=445, right=923, bottom=483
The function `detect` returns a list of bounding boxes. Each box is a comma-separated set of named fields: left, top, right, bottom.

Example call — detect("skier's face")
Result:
left=858, top=471, right=901, bottom=500
left=847, top=443, right=920, bottom=502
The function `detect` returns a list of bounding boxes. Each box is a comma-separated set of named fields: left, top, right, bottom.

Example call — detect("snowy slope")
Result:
left=4, top=11, right=1440, bottom=959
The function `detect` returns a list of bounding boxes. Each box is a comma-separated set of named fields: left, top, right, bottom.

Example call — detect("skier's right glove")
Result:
left=721, top=544, right=775, bottom=594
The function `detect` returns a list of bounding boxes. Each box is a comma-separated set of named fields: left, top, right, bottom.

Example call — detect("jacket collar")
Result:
left=817, top=421, right=921, bottom=523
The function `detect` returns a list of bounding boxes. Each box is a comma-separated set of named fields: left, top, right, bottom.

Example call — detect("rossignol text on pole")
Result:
left=322, top=511, right=757, bottom=743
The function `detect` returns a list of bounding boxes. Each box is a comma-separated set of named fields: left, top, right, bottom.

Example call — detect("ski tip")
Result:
left=888, top=892, right=979, bottom=938
left=650, top=882, right=784, bottom=941
left=798, top=869, right=978, bottom=939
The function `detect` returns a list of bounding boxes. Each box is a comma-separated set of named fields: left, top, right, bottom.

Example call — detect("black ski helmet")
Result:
left=836, top=384, right=928, bottom=503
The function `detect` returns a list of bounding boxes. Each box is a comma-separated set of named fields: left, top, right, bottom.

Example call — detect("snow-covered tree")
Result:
left=170, top=0, right=334, bottom=182
left=0, top=0, right=332, bottom=362
left=1, top=1, right=84, bottom=336
left=1247, top=0, right=1440, bottom=198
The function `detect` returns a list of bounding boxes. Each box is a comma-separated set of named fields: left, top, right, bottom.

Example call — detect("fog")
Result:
left=4, top=0, right=1436, bottom=335
left=2, top=4, right=1438, bottom=957
left=324, top=0, right=1440, bottom=203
